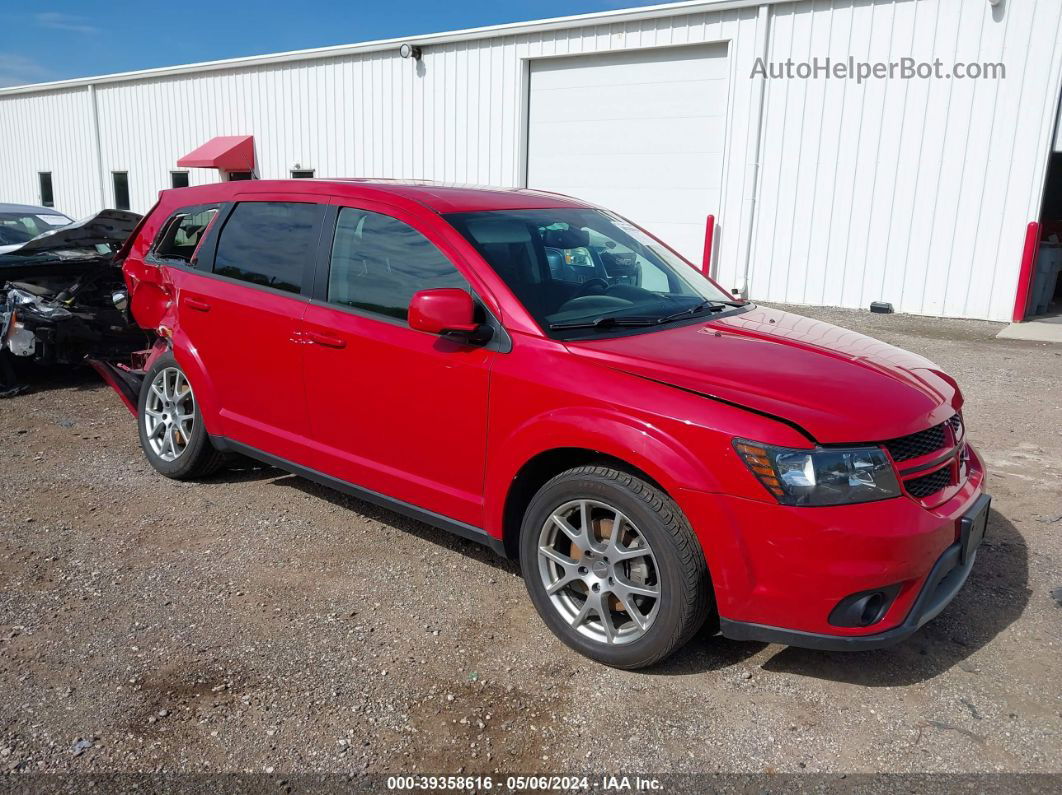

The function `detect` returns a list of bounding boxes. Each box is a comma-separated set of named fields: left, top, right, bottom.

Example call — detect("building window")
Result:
left=39, top=172, right=54, bottom=207
left=112, top=172, right=130, bottom=210
left=171, top=171, right=190, bottom=189
left=227, top=171, right=253, bottom=181
left=291, top=169, right=314, bottom=179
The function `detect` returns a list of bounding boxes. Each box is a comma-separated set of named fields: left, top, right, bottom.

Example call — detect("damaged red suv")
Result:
left=96, top=179, right=989, bottom=669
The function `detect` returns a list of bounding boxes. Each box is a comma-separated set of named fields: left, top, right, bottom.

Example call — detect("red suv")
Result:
left=96, top=179, right=989, bottom=669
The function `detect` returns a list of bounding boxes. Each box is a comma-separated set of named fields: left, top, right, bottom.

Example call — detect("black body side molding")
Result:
left=209, top=436, right=509, bottom=558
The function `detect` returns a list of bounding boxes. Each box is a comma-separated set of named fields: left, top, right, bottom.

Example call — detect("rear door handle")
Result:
left=184, top=297, right=211, bottom=312
left=305, top=330, right=347, bottom=349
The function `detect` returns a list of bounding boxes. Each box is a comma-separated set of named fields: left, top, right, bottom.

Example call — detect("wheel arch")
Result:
left=511, top=454, right=719, bottom=664
left=487, top=405, right=722, bottom=555
left=137, top=343, right=226, bottom=480
left=165, top=331, right=223, bottom=436
left=500, top=447, right=671, bottom=561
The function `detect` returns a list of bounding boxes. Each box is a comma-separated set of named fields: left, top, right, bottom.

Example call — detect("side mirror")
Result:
left=408, top=288, right=492, bottom=345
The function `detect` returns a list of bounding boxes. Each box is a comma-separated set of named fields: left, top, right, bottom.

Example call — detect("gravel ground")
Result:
left=0, top=304, right=1059, bottom=778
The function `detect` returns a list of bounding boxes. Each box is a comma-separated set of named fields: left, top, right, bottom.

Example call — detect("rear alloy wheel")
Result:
left=137, top=352, right=224, bottom=480
left=521, top=465, right=711, bottom=669
left=143, top=368, right=195, bottom=462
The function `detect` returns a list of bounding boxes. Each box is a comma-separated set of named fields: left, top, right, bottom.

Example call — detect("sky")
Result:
left=0, top=1, right=668, bottom=87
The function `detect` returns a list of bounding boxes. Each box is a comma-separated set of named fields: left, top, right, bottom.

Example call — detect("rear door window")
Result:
left=213, top=202, right=320, bottom=294
left=327, top=207, right=467, bottom=320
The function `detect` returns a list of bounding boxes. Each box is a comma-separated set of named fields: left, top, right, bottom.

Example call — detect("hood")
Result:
left=565, top=305, right=961, bottom=443
left=7, top=210, right=142, bottom=256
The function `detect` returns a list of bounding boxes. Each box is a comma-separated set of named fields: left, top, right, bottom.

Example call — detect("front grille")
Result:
left=905, top=467, right=952, bottom=499
left=884, top=423, right=948, bottom=462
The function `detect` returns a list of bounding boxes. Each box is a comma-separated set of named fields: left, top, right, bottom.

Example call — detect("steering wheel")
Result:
left=572, top=278, right=610, bottom=298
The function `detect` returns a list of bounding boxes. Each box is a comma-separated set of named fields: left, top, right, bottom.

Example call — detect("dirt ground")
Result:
left=0, top=304, right=1059, bottom=779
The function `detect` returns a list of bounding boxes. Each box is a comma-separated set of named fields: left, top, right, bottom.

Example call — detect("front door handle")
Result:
left=184, top=297, right=211, bottom=312
left=305, top=330, right=347, bottom=349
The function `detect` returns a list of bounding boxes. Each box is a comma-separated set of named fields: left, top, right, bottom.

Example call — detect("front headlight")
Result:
left=733, top=439, right=900, bottom=506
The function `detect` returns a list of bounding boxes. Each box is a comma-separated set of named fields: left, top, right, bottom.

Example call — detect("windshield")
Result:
left=0, top=211, right=72, bottom=247
left=445, top=208, right=739, bottom=338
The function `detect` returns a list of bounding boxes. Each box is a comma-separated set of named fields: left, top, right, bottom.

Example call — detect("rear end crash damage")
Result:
left=0, top=210, right=149, bottom=396
left=87, top=350, right=153, bottom=416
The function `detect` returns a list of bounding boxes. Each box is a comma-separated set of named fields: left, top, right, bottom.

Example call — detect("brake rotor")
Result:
left=591, top=514, right=627, bottom=613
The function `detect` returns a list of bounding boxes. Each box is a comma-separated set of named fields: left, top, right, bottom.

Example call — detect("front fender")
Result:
left=484, top=405, right=722, bottom=539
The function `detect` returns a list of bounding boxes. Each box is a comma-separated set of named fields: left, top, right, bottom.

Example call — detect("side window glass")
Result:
left=545, top=245, right=597, bottom=284
left=214, top=202, right=319, bottom=294
left=153, top=208, right=218, bottom=263
left=540, top=224, right=597, bottom=284
left=588, top=233, right=672, bottom=293
left=622, top=248, right=670, bottom=292
left=328, top=208, right=468, bottom=320
left=639, top=259, right=671, bottom=292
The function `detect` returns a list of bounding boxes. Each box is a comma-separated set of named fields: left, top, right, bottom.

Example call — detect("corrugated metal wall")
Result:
left=1, top=0, right=1061, bottom=322
left=748, top=0, right=1062, bottom=321
left=0, top=87, right=100, bottom=213
left=87, top=4, right=762, bottom=265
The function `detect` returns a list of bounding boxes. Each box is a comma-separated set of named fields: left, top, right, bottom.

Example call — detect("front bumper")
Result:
left=718, top=493, right=990, bottom=650
left=677, top=444, right=987, bottom=647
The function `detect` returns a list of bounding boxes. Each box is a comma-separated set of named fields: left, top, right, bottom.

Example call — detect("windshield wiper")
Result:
left=549, top=300, right=746, bottom=331
left=654, top=299, right=743, bottom=325
left=549, top=315, right=660, bottom=330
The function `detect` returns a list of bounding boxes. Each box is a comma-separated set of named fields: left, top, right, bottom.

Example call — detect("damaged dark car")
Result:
left=0, top=210, right=149, bottom=398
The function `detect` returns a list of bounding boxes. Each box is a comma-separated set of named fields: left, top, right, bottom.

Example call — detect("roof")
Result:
left=0, top=203, right=71, bottom=216
left=330, top=180, right=593, bottom=213
left=0, top=0, right=788, bottom=96
left=159, top=179, right=594, bottom=214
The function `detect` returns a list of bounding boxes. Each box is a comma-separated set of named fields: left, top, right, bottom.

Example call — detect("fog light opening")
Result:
left=860, top=593, right=886, bottom=626
left=828, top=584, right=902, bottom=628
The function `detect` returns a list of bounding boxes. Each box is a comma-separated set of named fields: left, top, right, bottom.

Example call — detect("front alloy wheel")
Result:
left=521, top=465, right=711, bottom=669
left=537, top=498, right=660, bottom=645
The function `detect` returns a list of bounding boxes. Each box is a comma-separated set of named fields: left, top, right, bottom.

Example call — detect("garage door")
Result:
left=526, top=44, right=729, bottom=265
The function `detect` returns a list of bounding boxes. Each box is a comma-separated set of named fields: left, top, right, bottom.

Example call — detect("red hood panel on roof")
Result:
left=177, top=136, right=255, bottom=171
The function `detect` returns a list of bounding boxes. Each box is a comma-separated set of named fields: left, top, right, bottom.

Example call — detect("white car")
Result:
left=0, top=203, right=74, bottom=254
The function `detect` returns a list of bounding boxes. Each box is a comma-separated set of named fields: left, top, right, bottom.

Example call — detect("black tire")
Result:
left=137, top=352, right=224, bottom=480
left=520, top=465, right=711, bottom=669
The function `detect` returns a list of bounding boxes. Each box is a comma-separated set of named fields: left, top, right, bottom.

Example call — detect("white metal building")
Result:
left=2, top=0, right=1062, bottom=322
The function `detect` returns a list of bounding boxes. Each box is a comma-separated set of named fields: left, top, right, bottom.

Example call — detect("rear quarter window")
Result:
left=213, top=202, right=320, bottom=294
left=151, top=208, right=218, bottom=264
